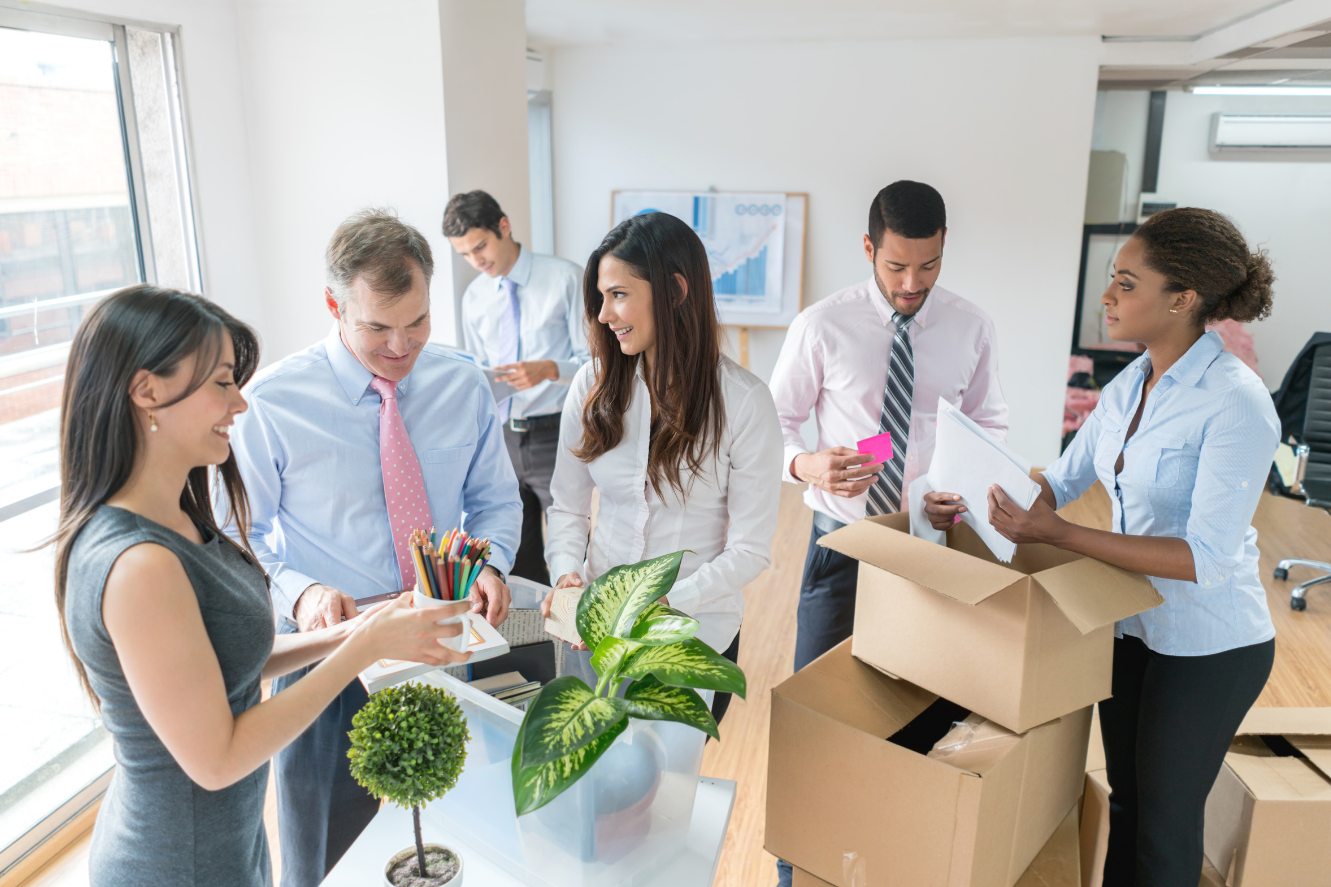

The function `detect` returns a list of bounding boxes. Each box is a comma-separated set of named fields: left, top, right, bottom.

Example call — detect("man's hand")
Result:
left=922, top=491, right=967, bottom=531
left=470, top=566, right=511, bottom=626
left=293, top=583, right=358, bottom=632
left=988, top=485, right=1065, bottom=545
left=792, top=447, right=884, bottom=498
left=496, top=360, right=559, bottom=391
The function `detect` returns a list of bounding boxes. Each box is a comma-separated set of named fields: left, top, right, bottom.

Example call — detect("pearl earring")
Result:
left=149, top=411, right=158, bottom=432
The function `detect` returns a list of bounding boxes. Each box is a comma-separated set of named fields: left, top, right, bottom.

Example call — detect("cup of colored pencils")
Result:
left=408, top=527, right=492, bottom=652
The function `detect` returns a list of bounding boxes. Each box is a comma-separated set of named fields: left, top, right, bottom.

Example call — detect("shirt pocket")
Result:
left=422, top=445, right=475, bottom=466
left=1131, top=434, right=1187, bottom=488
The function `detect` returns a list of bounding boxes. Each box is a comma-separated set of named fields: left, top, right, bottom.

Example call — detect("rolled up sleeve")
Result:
left=1185, top=388, right=1280, bottom=588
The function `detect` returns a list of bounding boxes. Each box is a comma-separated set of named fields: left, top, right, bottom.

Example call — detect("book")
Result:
left=493, top=681, right=541, bottom=700
left=468, top=671, right=529, bottom=694
left=358, top=612, right=511, bottom=694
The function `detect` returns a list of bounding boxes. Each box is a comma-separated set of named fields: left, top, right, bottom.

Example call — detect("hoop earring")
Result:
left=149, top=411, right=158, bottom=432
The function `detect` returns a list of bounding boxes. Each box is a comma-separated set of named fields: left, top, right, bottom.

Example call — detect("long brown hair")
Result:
left=576, top=212, right=724, bottom=501
left=53, top=284, right=261, bottom=707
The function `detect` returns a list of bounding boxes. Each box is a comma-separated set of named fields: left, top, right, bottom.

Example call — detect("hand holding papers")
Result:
left=926, top=397, right=1040, bottom=563
left=482, top=366, right=520, bottom=403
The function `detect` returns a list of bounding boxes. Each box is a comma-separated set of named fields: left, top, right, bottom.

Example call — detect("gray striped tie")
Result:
left=866, top=311, right=914, bottom=516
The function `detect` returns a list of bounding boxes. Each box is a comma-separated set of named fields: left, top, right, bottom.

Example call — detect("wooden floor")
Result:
left=16, top=482, right=1331, bottom=887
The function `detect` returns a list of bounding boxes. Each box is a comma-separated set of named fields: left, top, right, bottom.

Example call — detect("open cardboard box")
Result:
left=820, top=514, right=1162, bottom=733
left=767, top=638, right=1091, bottom=887
left=1203, top=707, right=1331, bottom=886
left=793, top=801, right=1083, bottom=887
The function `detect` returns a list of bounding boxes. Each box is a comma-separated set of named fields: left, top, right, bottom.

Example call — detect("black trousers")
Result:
left=710, top=629, right=742, bottom=725
left=503, top=420, right=560, bottom=585
left=1100, top=634, right=1275, bottom=887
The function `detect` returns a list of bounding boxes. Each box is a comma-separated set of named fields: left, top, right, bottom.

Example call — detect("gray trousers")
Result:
left=271, top=620, right=379, bottom=887
left=503, top=420, right=560, bottom=584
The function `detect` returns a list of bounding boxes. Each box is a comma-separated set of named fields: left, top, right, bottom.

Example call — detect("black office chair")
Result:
left=1270, top=337, right=1331, bottom=611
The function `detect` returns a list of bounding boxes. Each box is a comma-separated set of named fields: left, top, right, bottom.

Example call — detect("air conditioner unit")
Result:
left=1209, top=114, right=1331, bottom=158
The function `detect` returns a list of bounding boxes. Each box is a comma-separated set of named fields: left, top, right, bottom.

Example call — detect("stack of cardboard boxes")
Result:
left=766, top=513, right=1163, bottom=887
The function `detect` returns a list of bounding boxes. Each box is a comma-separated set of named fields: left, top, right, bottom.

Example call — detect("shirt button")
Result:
left=1241, top=481, right=1248, bottom=488
left=907, top=454, right=915, bottom=462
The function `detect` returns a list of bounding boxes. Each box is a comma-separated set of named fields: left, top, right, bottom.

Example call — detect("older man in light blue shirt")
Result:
left=446, top=190, right=589, bottom=584
left=226, top=209, right=521, bottom=887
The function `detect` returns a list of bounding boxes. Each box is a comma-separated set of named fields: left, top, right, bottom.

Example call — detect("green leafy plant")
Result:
left=512, top=551, right=745, bottom=816
left=348, top=681, right=470, bottom=882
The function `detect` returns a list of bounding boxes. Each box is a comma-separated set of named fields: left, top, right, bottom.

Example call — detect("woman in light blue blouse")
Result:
left=929, top=208, right=1279, bottom=887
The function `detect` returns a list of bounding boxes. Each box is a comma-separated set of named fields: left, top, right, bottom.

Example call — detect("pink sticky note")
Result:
left=857, top=432, right=893, bottom=464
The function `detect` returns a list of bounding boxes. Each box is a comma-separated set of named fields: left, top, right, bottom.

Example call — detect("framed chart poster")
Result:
left=610, top=190, right=808, bottom=329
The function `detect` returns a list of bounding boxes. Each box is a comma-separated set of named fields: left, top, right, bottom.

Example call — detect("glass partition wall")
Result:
left=0, top=9, right=199, bottom=877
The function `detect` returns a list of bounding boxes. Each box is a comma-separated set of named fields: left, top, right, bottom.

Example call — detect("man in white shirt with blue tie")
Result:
left=446, top=190, right=589, bottom=584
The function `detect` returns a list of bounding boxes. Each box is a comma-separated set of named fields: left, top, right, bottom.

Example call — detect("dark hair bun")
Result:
left=1205, top=249, right=1275, bottom=324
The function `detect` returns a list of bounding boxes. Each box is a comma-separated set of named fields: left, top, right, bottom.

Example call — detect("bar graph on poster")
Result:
left=612, top=191, right=800, bottom=322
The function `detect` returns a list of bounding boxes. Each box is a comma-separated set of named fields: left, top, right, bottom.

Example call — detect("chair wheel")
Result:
left=1273, top=568, right=1288, bottom=581
left=1291, top=597, right=1307, bottom=611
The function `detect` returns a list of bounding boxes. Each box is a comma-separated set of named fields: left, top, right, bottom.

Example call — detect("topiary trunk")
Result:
left=413, top=805, right=427, bottom=878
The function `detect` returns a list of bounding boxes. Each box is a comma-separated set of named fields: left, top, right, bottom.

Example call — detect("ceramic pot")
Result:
left=383, top=843, right=463, bottom=887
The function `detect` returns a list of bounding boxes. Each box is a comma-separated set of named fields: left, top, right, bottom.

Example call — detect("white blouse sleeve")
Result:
left=665, top=380, right=784, bottom=625
left=544, top=364, right=596, bottom=582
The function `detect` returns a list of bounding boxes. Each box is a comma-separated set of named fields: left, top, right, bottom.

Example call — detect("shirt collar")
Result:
left=866, top=278, right=935, bottom=330
left=1142, top=330, right=1225, bottom=388
left=494, top=244, right=533, bottom=291
left=325, top=323, right=413, bottom=405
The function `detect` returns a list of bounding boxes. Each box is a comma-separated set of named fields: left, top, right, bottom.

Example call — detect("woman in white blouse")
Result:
left=540, top=211, right=783, bottom=722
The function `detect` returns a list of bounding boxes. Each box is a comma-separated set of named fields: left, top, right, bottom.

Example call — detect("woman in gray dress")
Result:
left=54, top=285, right=472, bottom=887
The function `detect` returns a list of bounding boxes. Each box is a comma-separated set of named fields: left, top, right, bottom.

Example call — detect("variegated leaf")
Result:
left=620, top=638, right=746, bottom=698
left=512, top=709, right=627, bottom=816
left=629, top=602, right=699, bottom=646
left=520, top=676, right=628, bottom=769
left=576, top=551, right=685, bottom=651
left=624, top=674, right=719, bottom=740
left=590, top=636, right=640, bottom=681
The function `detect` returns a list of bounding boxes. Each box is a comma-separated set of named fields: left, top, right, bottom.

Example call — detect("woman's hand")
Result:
left=352, top=593, right=471, bottom=666
left=922, top=491, right=967, bottom=531
left=987, top=484, right=1065, bottom=545
left=543, top=572, right=591, bottom=650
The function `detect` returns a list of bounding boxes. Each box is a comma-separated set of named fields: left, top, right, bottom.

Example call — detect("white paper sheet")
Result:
left=926, top=397, right=1040, bottom=563
left=908, top=474, right=948, bottom=546
left=481, top=366, right=519, bottom=403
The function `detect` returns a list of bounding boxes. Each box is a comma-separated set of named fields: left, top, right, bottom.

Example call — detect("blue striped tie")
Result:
left=866, top=311, right=914, bottom=516
left=498, top=277, right=521, bottom=422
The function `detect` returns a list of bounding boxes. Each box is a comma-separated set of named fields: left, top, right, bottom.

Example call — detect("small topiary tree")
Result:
left=348, top=681, right=471, bottom=883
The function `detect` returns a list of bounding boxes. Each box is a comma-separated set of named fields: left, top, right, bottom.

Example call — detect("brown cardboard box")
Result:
left=820, top=514, right=1161, bottom=733
left=791, top=803, right=1082, bottom=887
left=767, top=638, right=1092, bottom=887
left=1203, top=707, right=1331, bottom=886
left=1078, top=770, right=1110, bottom=887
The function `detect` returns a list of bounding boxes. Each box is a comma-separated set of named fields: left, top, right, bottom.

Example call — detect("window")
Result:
left=0, top=8, right=199, bottom=875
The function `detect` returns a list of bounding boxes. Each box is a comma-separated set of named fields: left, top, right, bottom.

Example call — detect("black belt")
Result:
left=507, top=413, right=561, bottom=433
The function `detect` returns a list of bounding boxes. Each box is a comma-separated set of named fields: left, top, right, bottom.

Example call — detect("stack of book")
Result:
left=470, top=671, right=541, bottom=708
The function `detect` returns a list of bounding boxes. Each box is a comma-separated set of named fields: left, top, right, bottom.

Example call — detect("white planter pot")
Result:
left=383, top=843, right=463, bottom=887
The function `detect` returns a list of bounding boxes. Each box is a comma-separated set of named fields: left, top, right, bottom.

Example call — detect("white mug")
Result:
left=412, top=588, right=471, bottom=654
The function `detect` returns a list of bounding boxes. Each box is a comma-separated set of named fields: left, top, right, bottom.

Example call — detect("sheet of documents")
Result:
left=482, top=367, right=520, bottom=403
left=926, top=397, right=1040, bottom=563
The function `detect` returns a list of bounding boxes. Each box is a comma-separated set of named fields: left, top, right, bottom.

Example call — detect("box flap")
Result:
left=1289, top=736, right=1331, bottom=782
left=775, top=637, right=939, bottom=739
left=819, top=514, right=1024, bottom=606
left=1225, top=752, right=1331, bottom=802
left=1031, top=557, right=1162, bottom=635
left=1234, top=706, right=1331, bottom=738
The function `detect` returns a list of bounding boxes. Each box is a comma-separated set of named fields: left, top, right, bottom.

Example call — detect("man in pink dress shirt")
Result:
left=770, top=180, right=1010, bottom=673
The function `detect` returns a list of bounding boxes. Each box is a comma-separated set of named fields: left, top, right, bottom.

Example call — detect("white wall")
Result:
left=549, top=37, right=1101, bottom=465
left=234, top=0, right=453, bottom=361
left=1092, top=89, right=1331, bottom=385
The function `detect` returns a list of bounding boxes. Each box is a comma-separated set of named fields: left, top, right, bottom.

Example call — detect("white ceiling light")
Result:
left=1190, top=85, right=1331, bottom=96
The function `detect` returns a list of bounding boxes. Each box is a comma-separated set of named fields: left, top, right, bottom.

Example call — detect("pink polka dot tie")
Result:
left=370, top=376, right=434, bottom=589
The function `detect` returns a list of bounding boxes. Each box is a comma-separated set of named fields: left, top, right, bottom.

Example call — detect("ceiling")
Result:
left=525, top=0, right=1286, bottom=46
left=1100, top=19, right=1331, bottom=89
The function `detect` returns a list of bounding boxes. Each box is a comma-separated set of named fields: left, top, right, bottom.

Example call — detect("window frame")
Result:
left=0, top=3, right=205, bottom=877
